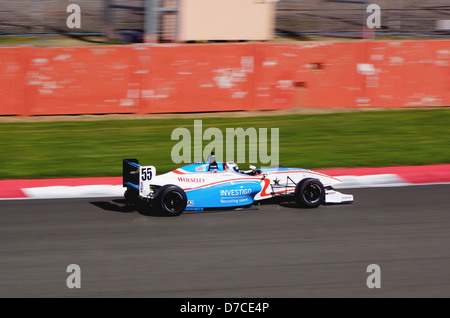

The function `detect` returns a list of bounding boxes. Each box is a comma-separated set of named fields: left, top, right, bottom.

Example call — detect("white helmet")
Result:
left=225, top=161, right=239, bottom=172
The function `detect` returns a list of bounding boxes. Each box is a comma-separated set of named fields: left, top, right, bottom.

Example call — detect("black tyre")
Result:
left=155, top=185, right=187, bottom=216
left=295, top=178, right=325, bottom=208
left=124, top=188, right=139, bottom=205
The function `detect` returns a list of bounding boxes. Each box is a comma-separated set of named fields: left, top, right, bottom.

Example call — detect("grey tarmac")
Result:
left=1, top=184, right=449, bottom=297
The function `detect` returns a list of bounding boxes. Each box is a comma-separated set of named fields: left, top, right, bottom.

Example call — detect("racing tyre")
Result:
left=124, top=188, right=139, bottom=205
left=155, top=185, right=187, bottom=216
left=295, top=178, right=325, bottom=208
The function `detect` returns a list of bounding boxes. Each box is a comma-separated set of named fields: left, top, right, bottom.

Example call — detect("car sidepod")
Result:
left=184, top=180, right=262, bottom=210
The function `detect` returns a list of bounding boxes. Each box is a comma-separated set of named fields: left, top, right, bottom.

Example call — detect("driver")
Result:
left=225, top=161, right=240, bottom=173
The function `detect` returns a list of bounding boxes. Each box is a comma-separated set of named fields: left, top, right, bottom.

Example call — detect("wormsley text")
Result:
left=171, top=120, right=279, bottom=167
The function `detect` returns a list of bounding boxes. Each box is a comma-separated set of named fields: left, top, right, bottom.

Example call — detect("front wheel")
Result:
left=155, top=185, right=187, bottom=216
left=295, top=178, right=325, bottom=208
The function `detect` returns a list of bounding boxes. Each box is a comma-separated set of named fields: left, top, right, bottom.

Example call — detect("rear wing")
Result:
left=123, top=159, right=140, bottom=190
left=123, top=159, right=156, bottom=197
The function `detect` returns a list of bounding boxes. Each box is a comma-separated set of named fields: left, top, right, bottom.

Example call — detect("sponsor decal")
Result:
left=177, top=177, right=205, bottom=183
left=187, top=200, right=194, bottom=206
left=185, top=207, right=204, bottom=211
left=220, top=188, right=252, bottom=196
left=259, top=178, right=272, bottom=197
left=220, top=197, right=250, bottom=204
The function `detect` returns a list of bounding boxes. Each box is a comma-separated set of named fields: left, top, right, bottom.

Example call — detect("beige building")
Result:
left=161, top=0, right=277, bottom=42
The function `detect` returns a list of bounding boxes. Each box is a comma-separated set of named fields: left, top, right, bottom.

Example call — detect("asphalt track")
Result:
left=1, top=184, right=450, bottom=298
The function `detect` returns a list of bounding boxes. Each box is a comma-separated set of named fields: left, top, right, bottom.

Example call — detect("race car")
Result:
left=122, top=152, right=353, bottom=216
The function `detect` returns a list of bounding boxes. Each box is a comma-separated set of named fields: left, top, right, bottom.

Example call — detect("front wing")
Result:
left=324, top=189, right=354, bottom=205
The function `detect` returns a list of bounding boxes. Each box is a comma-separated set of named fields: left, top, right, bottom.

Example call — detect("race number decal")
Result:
left=139, top=166, right=156, bottom=197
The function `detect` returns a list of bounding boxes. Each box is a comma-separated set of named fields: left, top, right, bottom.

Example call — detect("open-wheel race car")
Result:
left=122, top=152, right=353, bottom=216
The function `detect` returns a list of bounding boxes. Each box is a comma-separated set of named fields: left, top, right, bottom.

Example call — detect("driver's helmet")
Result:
left=225, top=161, right=239, bottom=173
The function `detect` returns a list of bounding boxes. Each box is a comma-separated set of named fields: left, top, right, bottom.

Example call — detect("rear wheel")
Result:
left=155, top=185, right=187, bottom=216
left=295, top=178, right=325, bottom=208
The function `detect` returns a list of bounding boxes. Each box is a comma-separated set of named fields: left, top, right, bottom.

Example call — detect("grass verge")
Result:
left=0, top=109, right=449, bottom=179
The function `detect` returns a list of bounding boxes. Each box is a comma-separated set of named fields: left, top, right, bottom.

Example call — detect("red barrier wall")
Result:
left=139, top=44, right=256, bottom=113
left=253, top=42, right=367, bottom=109
left=364, top=40, right=450, bottom=107
left=0, top=40, right=448, bottom=116
left=0, top=48, right=26, bottom=115
left=24, top=46, right=141, bottom=115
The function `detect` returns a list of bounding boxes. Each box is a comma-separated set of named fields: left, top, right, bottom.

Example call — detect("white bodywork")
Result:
left=137, top=165, right=353, bottom=205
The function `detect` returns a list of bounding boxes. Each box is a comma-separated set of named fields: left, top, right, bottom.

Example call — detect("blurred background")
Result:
left=0, top=1, right=449, bottom=177
left=0, top=0, right=449, bottom=44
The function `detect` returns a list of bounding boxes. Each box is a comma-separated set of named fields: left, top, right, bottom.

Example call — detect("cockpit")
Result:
left=178, top=152, right=261, bottom=175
